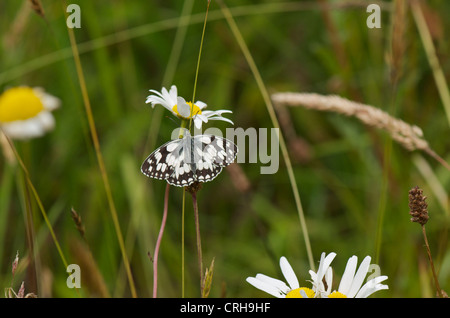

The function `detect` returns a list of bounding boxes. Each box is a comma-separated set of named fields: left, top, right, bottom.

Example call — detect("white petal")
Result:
left=324, top=267, right=333, bottom=294
left=161, top=86, right=176, bottom=106
left=280, top=257, right=299, bottom=290
left=254, top=273, right=290, bottom=294
left=168, top=85, right=178, bottom=104
left=33, top=88, right=61, bottom=111
left=36, top=111, right=55, bottom=131
left=1, top=116, right=45, bottom=139
left=203, top=109, right=232, bottom=115
left=308, top=270, right=317, bottom=282
left=146, top=95, right=175, bottom=112
left=338, top=255, right=357, bottom=295
left=355, top=276, right=388, bottom=298
left=194, top=117, right=203, bottom=129
left=315, top=253, right=336, bottom=286
left=246, top=277, right=285, bottom=298
left=146, top=86, right=178, bottom=112
left=176, top=97, right=191, bottom=118
left=347, top=256, right=371, bottom=298
left=193, top=117, right=208, bottom=129
left=355, top=284, right=388, bottom=298
left=147, top=89, right=164, bottom=99
left=195, top=100, right=207, bottom=109
left=205, top=116, right=234, bottom=125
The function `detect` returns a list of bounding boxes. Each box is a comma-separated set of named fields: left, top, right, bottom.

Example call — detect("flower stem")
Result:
left=421, top=224, right=444, bottom=298
left=153, top=183, right=170, bottom=298
left=191, top=191, right=204, bottom=295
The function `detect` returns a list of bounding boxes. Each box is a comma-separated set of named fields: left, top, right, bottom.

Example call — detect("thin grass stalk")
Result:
left=375, top=0, right=405, bottom=262
left=374, top=92, right=395, bottom=264
left=20, top=171, right=38, bottom=295
left=1, top=131, right=69, bottom=270
left=63, top=2, right=137, bottom=298
left=181, top=188, right=186, bottom=298
left=409, top=186, right=446, bottom=298
left=190, top=0, right=210, bottom=113
left=218, top=0, right=314, bottom=270
left=152, top=184, right=170, bottom=298
left=191, top=191, right=204, bottom=295
left=421, top=225, right=444, bottom=298
left=410, top=0, right=450, bottom=127
left=188, top=2, right=210, bottom=295
left=4, top=0, right=31, bottom=49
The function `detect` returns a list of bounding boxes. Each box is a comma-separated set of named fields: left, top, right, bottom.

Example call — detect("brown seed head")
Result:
left=408, top=186, right=429, bottom=225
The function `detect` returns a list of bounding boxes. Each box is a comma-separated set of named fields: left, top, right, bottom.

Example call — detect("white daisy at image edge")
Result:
left=0, top=86, right=60, bottom=140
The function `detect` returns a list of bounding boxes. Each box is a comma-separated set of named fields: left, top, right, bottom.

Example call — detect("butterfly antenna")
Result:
left=165, top=115, right=180, bottom=127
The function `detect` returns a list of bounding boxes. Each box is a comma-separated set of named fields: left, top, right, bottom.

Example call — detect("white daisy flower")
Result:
left=146, top=85, right=233, bottom=129
left=311, top=255, right=389, bottom=298
left=246, top=256, right=316, bottom=298
left=308, top=252, right=337, bottom=297
left=0, top=86, right=60, bottom=140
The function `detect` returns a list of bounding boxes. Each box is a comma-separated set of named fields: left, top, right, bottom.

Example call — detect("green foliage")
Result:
left=0, top=0, right=449, bottom=298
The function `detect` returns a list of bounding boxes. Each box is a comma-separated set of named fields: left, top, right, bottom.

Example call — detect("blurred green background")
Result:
left=0, top=0, right=449, bottom=298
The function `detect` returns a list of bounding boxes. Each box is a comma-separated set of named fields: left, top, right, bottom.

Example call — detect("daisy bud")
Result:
left=408, top=186, right=429, bottom=226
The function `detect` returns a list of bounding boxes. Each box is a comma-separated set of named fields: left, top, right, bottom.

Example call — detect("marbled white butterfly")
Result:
left=141, top=132, right=238, bottom=187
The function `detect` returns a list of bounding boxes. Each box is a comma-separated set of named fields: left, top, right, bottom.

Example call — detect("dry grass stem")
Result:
left=408, top=186, right=446, bottom=298
left=219, top=0, right=314, bottom=270
left=64, top=3, right=137, bottom=297
left=411, top=0, right=450, bottom=126
left=272, top=92, right=450, bottom=170
left=389, top=0, right=407, bottom=84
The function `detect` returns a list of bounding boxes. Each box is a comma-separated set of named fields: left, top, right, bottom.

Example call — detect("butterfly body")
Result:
left=141, top=133, right=238, bottom=187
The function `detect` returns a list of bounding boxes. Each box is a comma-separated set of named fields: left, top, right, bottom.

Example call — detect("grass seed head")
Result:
left=408, top=186, right=429, bottom=226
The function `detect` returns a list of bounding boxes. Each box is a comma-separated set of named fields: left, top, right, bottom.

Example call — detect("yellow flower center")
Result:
left=172, top=101, right=202, bottom=119
left=286, top=287, right=316, bottom=298
left=328, top=291, right=347, bottom=298
left=0, top=87, right=44, bottom=123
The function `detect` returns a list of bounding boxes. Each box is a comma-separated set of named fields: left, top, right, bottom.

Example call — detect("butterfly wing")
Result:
left=192, top=135, right=238, bottom=183
left=165, top=139, right=196, bottom=187
left=141, top=138, right=183, bottom=181
left=141, top=134, right=238, bottom=187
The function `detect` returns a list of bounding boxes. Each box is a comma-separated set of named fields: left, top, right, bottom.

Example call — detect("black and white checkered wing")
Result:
left=191, top=135, right=238, bottom=183
left=141, top=138, right=186, bottom=184
left=141, top=134, right=238, bottom=187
